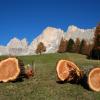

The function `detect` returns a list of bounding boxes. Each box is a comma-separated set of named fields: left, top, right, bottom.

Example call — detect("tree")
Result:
left=79, top=39, right=88, bottom=55
left=74, top=38, right=81, bottom=53
left=86, top=43, right=94, bottom=56
left=58, top=38, right=67, bottom=53
left=94, top=24, right=100, bottom=49
left=36, top=42, right=46, bottom=54
left=67, top=39, right=75, bottom=52
left=90, top=24, right=100, bottom=59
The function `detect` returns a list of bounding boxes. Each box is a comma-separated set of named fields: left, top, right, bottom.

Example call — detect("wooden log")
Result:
left=56, top=59, right=83, bottom=83
left=0, top=57, right=26, bottom=82
left=87, top=67, right=100, bottom=92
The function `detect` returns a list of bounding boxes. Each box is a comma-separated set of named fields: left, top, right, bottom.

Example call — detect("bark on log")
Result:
left=0, top=57, right=26, bottom=82
left=56, top=60, right=83, bottom=83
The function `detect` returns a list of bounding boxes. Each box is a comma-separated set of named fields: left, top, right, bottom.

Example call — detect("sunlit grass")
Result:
left=0, top=53, right=100, bottom=100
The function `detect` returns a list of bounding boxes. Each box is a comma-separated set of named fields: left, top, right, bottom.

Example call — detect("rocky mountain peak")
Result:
left=0, top=25, right=95, bottom=55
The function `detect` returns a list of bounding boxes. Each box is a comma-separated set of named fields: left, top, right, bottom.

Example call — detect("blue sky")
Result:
left=0, top=0, right=100, bottom=45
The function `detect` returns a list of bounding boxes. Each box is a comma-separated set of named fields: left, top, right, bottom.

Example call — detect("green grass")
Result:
left=0, top=53, right=100, bottom=100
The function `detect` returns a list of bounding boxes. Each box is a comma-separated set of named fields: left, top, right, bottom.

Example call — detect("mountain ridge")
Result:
left=0, top=25, right=95, bottom=55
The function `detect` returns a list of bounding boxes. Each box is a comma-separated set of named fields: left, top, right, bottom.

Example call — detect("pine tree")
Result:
left=67, top=39, right=75, bottom=52
left=79, top=39, right=88, bottom=55
left=91, top=24, right=100, bottom=59
left=94, top=24, right=100, bottom=49
left=58, top=38, right=67, bottom=53
left=74, top=38, right=81, bottom=53
left=36, top=42, right=46, bottom=54
left=86, top=43, right=94, bottom=56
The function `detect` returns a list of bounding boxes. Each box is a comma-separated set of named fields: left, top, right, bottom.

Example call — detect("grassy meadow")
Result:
left=0, top=53, right=100, bottom=100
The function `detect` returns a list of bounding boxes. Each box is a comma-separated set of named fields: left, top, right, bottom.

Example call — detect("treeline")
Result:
left=58, top=38, right=93, bottom=56
left=58, top=23, right=100, bottom=59
left=35, top=23, right=100, bottom=59
left=35, top=38, right=94, bottom=56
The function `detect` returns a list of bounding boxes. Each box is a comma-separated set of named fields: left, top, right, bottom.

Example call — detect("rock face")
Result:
left=7, top=38, right=29, bottom=55
left=29, top=26, right=95, bottom=54
left=29, top=27, right=64, bottom=54
left=0, top=46, right=8, bottom=55
left=65, top=25, right=95, bottom=43
left=0, top=25, right=95, bottom=55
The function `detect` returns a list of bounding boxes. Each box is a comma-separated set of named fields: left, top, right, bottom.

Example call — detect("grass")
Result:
left=0, top=53, right=100, bottom=100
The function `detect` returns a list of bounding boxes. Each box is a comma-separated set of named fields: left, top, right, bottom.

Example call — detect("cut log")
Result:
left=56, top=60, right=83, bottom=83
left=0, top=57, right=26, bottom=82
left=87, top=67, right=100, bottom=92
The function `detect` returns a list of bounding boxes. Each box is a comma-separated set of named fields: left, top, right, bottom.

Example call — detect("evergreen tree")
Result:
left=74, top=38, right=81, bottom=53
left=94, top=24, right=100, bottom=49
left=58, top=38, right=67, bottom=53
left=79, top=39, right=88, bottom=55
left=86, top=43, right=94, bottom=56
left=67, top=39, right=75, bottom=52
left=91, top=24, right=100, bottom=59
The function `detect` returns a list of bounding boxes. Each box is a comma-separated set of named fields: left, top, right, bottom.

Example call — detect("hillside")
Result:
left=0, top=53, right=100, bottom=100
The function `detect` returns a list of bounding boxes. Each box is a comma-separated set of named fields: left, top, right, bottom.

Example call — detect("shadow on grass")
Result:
left=56, top=76, right=90, bottom=91
left=56, top=80, right=68, bottom=84
left=0, top=78, right=24, bottom=83
left=12, top=78, right=24, bottom=83
left=79, top=75, right=90, bottom=91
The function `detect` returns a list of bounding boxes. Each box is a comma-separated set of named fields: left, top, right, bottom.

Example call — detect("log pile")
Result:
left=0, top=57, right=99, bottom=92
left=56, top=59, right=100, bottom=92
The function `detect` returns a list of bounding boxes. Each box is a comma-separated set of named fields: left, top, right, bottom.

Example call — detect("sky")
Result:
left=0, top=0, right=100, bottom=45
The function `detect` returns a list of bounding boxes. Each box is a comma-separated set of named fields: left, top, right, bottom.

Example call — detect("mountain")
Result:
left=0, top=25, right=95, bottom=55
left=7, top=38, right=29, bottom=55
left=0, top=46, right=8, bottom=55
left=65, top=25, right=95, bottom=43
left=7, top=38, right=28, bottom=48
left=29, top=27, right=64, bottom=54
left=29, top=26, right=95, bottom=54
